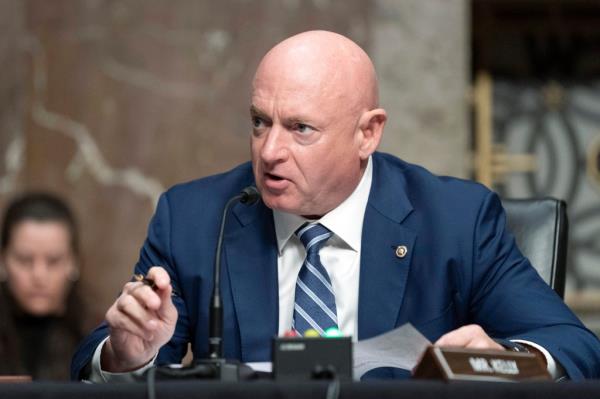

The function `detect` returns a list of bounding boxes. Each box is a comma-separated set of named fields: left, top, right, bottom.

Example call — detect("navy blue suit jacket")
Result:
left=72, top=152, right=600, bottom=380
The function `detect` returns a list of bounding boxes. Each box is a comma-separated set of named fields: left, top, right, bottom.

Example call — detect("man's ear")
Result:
left=357, top=108, right=387, bottom=160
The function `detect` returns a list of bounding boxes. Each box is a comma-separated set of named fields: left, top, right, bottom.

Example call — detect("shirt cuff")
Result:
left=89, top=337, right=157, bottom=383
left=512, top=339, right=566, bottom=380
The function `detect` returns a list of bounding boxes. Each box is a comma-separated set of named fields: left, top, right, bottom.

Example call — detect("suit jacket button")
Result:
left=395, top=245, right=408, bottom=258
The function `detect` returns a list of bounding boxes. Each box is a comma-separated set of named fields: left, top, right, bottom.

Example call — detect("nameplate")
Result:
left=413, top=346, right=551, bottom=382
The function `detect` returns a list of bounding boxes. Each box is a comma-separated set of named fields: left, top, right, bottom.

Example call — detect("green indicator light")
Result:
left=325, top=327, right=342, bottom=337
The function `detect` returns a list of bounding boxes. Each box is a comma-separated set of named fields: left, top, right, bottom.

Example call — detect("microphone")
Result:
left=239, top=186, right=261, bottom=205
left=196, top=186, right=260, bottom=381
left=209, top=185, right=260, bottom=359
left=141, top=186, right=261, bottom=383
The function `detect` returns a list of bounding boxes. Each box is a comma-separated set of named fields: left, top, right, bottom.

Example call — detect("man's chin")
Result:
left=261, top=194, right=303, bottom=215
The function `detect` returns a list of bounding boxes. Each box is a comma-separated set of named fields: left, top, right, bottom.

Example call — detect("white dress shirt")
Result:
left=273, top=157, right=373, bottom=339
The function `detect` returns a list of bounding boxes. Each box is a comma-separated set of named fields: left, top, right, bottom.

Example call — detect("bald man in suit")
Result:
left=72, top=31, right=600, bottom=381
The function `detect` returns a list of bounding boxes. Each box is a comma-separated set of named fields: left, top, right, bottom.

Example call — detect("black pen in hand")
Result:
left=132, top=273, right=180, bottom=297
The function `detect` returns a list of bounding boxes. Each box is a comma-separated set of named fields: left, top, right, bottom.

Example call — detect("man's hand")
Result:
left=435, top=324, right=504, bottom=351
left=101, top=266, right=178, bottom=372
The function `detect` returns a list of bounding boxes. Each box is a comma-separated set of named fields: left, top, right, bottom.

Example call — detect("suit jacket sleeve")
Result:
left=466, top=192, right=600, bottom=380
left=71, top=193, right=190, bottom=380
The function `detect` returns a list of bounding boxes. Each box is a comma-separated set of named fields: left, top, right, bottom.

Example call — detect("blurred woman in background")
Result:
left=0, top=193, right=85, bottom=380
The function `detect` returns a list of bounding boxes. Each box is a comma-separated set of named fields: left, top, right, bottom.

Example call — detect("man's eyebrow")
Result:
left=250, top=105, right=317, bottom=128
left=287, top=117, right=308, bottom=125
left=249, top=105, right=269, bottom=119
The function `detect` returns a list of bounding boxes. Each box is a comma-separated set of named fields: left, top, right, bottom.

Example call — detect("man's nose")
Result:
left=260, top=126, right=289, bottom=164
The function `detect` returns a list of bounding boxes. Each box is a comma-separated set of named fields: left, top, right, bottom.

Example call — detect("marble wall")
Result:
left=0, top=0, right=469, bottom=326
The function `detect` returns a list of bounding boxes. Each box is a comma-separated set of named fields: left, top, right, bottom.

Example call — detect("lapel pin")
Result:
left=395, top=245, right=408, bottom=258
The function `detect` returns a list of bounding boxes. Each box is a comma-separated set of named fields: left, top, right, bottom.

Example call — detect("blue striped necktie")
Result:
left=292, top=223, right=338, bottom=336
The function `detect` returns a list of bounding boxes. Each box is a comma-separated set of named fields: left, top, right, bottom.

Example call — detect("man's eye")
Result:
left=294, top=123, right=313, bottom=134
left=252, top=116, right=264, bottom=128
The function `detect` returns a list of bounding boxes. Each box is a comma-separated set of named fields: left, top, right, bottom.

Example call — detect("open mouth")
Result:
left=266, top=173, right=284, bottom=181
left=262, top=172, right=289, bottom=191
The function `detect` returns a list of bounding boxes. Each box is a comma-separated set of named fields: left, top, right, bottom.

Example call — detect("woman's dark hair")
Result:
left=1, top=192, right=79, bottom=256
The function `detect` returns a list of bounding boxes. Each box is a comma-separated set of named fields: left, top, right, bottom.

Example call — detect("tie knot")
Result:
left=295, top=223, right=332, bottom=253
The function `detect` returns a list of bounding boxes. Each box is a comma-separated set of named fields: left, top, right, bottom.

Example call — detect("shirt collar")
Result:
left=273, top=156, right=373, bottom=254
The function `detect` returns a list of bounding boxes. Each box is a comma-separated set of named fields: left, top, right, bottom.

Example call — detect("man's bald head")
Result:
left=250, top=31, right=386, bottom=216
left=253, top=30, right=379, bottom=112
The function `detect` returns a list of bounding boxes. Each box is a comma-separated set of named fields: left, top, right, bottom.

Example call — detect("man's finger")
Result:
left=107, top=298, right=156, bottom=341
left=116, top=294, right=158, bottom=332
left=143, top=267, right=177, bottom=320
left=435, top=324, right=504, bottom=351
left=146, top=266, right=171, bottom=290
left=129, top=283, right=162, bottom=311
left=435, top=331, right=469, bottom=347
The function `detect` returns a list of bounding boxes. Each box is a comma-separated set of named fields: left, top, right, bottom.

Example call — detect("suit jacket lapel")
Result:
left=225, top=200, right=278, bottom=361
left=358, top=154, right=417, bottom=340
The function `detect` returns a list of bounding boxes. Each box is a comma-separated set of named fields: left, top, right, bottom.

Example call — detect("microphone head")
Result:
left=240, top=186, right=261, bottom=205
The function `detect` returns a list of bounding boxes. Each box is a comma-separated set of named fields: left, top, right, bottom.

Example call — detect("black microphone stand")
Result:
left=189, top=186, right=260, bottom=381
left=142, top=187, right=260, bottom=383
